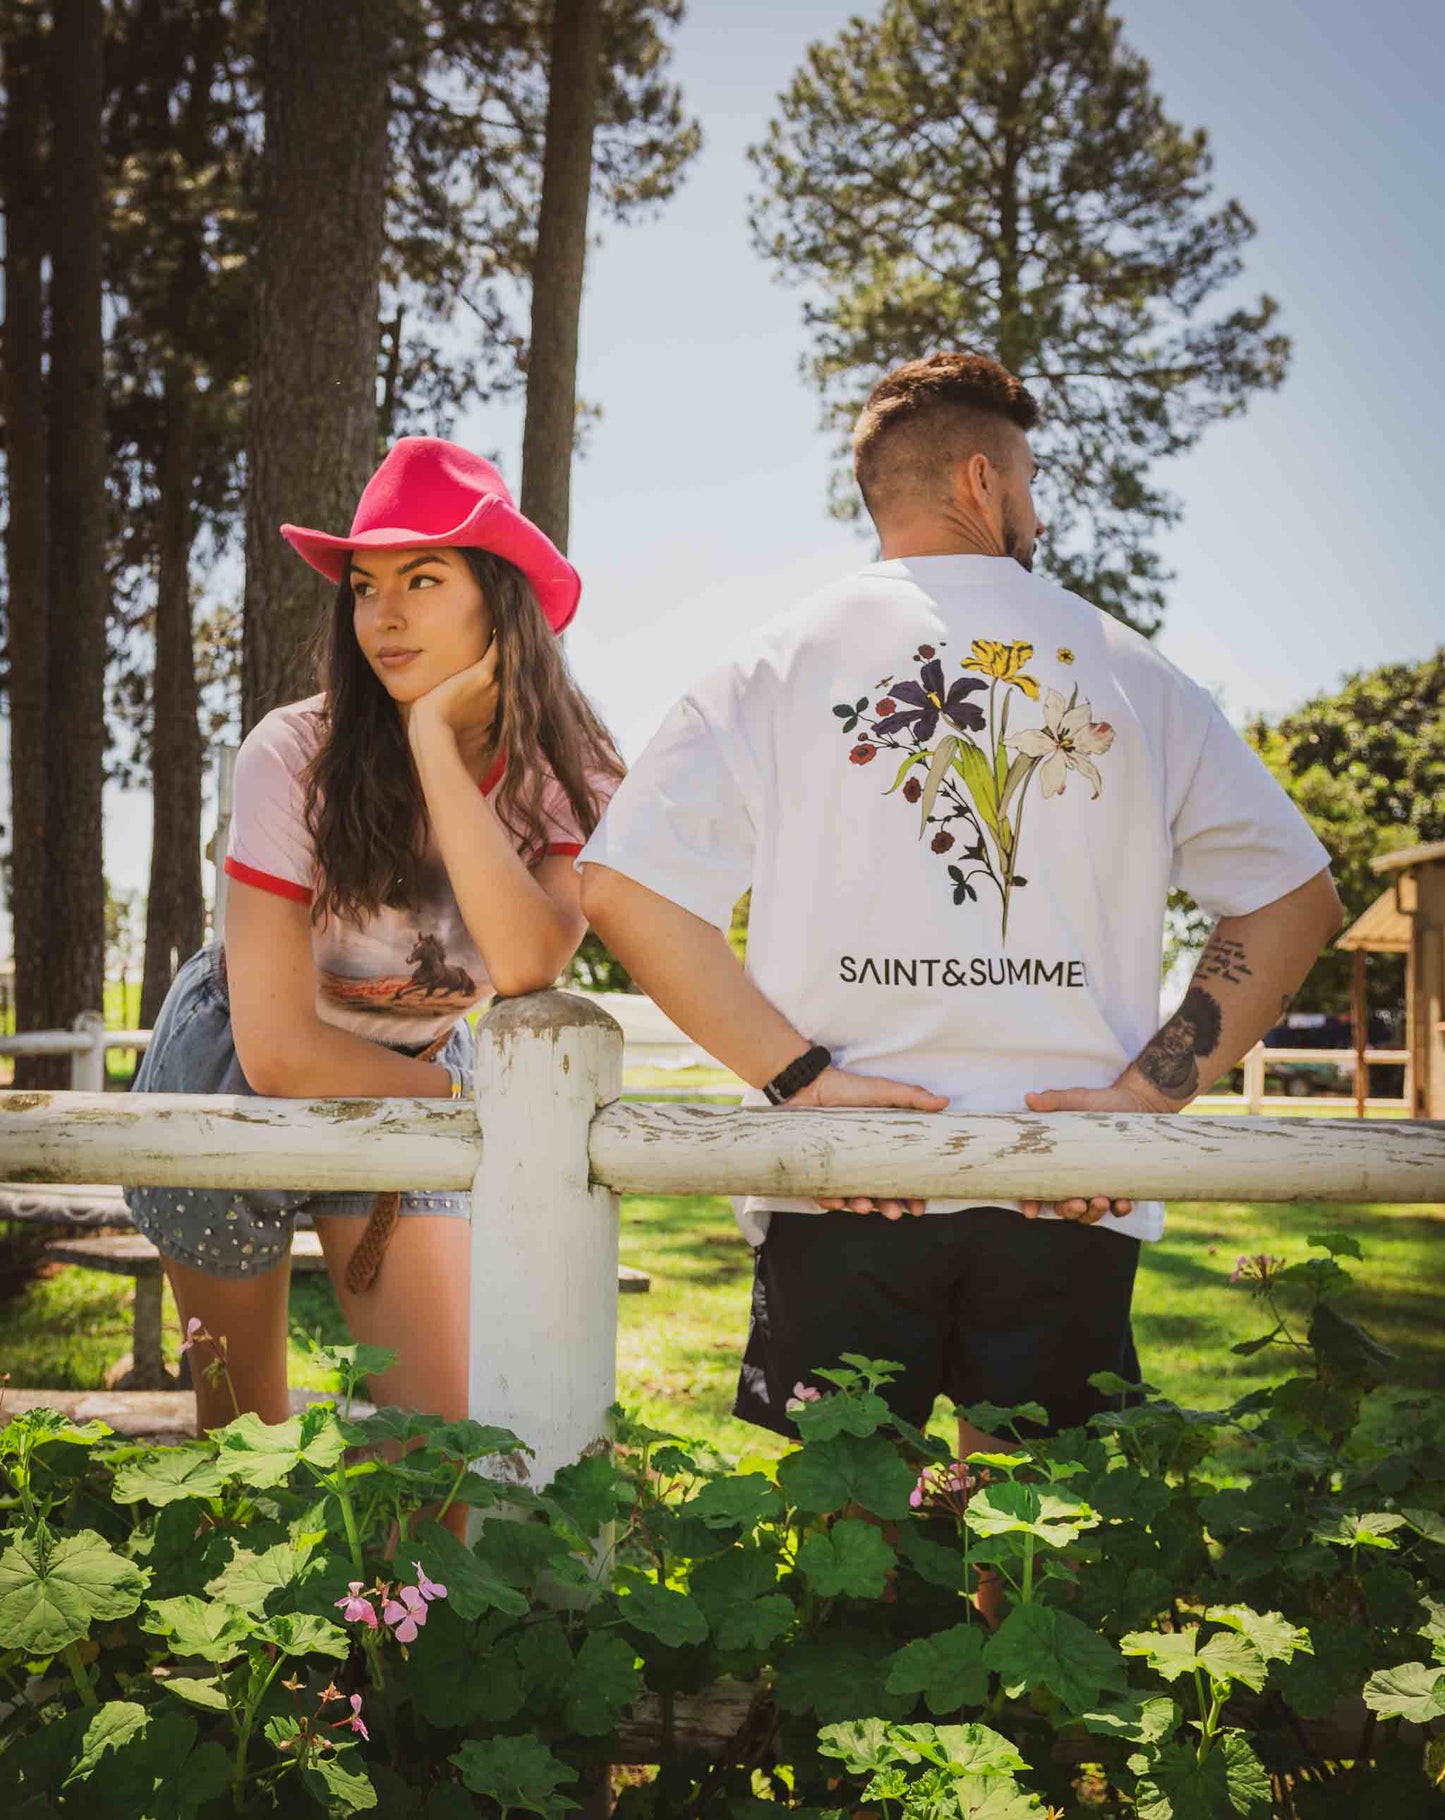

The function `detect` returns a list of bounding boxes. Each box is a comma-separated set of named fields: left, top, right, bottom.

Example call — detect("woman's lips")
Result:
left=377, top=649, right=421, bottom=670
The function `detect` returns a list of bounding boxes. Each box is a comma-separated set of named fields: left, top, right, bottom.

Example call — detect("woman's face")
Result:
left=349, top=546, right=493, bottom=704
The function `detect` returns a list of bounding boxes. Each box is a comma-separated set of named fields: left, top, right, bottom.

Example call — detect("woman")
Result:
left=128, top=437, right=622, bottom=1438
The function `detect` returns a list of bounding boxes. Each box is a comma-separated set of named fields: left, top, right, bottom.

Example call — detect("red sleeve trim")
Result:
left=224, top=856, right=313, bottom=905
left=480, top=751, right=506, bottom=796
left=543, top=842, right=583, bottom=858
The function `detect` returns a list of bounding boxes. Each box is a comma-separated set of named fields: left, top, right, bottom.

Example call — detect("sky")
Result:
left=102, top=0, right=1444, bottom=906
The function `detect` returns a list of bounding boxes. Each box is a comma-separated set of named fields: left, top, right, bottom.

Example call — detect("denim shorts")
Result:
left=125, top=945, right=474, bottom=1280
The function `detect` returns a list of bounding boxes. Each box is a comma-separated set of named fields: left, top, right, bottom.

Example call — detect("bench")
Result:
left=3, top=1185, right=649, bottom=1392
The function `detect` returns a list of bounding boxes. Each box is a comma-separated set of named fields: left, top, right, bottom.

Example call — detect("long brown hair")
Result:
left=303, top=548, right=623, bottom=923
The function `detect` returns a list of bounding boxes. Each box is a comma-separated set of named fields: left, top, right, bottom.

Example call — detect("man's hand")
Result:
left=1017, top=1072, right=1170, bottom=1222
left=792, top=1065, right=949, bottom=1222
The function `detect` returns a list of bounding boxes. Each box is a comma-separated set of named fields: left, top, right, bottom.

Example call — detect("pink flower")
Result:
left=383, top=1586, right=429, bottom=1643
left=179, top=1317, right=204, bottom=1355
left=1230, top=1253, right=1286, bottom=1290
left=411, top=1562, right=448, bottom=1602
left=910, top=1459, right=976, bottom=1516
left=345, top=1694, right=368, bottom=1741
left=785, top=1381, right=822, bottom=1413
left=335, top=1583, right=379, bottom=1629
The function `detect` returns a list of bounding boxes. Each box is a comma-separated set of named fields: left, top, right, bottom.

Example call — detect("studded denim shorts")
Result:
left=125, top=945, right=474, bottom=1280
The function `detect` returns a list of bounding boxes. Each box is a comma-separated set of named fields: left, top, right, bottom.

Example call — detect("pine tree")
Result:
left=0, top=1, right=57, bottom=1083
left=240, top=0, right=392, bottom=729
left=749, top=0, right=1290, bottom=632
left=45, top=0, right=109, bottom=1036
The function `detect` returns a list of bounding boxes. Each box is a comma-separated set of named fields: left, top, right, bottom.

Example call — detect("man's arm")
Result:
left=1022, top=866, right=1344, bottom=1221
left=579, top=864, right=948, bottom=1221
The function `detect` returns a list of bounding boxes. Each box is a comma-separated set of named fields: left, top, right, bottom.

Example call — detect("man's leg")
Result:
left=733, top=1210, right=971, bottom=1438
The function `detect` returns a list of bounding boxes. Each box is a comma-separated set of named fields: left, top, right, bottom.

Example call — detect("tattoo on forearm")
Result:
left=1195, top=935, right=1254, bottom=985
left=1135, top=985, right=1225, bottom=1099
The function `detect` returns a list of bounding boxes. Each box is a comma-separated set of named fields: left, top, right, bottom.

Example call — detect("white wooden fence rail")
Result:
left=2, top=990, right=1443, bottom=1485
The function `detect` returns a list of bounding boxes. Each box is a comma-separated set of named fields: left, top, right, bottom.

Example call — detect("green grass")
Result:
left=4, top=1196, right=1438, bottom=1464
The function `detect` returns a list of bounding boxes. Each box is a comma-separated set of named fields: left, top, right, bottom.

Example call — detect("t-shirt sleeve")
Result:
left=537, top=770, right=619, bottom=859
left=577, top=695, right=757, bottom=932
left=224, top=710, right=317, bottom=905
left=1169, top=693, right=1331, bottom=918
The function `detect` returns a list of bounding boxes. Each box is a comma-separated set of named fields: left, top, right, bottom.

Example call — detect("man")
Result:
left=580, top=352, right=1340, bottom=1449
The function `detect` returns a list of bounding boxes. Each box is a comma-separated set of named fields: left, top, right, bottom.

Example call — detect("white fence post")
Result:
left=468, top=990, right=624, bottom=1493
left=1242, top=1044, right=1266, bottom=1115
left=211, top=743, right=239, bottom=939
left=69, top=1011, right=106, bottom=1093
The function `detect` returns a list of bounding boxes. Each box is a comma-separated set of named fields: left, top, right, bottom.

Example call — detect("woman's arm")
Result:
left=225, top=880, right=454, bottom=1098
left=406, top=674, right=586, bottom=997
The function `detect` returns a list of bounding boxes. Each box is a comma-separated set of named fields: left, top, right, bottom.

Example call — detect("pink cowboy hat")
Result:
left=280, top=437, right=580, bottom=634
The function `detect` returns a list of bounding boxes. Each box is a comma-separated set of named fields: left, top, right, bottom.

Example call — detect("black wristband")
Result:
left=762, top=1044, right=832, bottom=1105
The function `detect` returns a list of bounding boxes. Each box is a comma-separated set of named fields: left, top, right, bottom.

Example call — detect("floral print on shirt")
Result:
left=832, top=637, right=1115, bottom=942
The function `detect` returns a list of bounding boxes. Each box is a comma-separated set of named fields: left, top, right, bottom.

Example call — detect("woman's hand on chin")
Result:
left=408, top=637, right=500, bottom=746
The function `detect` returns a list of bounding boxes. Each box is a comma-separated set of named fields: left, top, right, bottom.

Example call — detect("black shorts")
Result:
left=734, top=1205, right=1141, bottom=1439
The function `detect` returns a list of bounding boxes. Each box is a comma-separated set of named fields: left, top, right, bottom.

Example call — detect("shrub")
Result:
left=1, top=1239, right=1442, bottom=1816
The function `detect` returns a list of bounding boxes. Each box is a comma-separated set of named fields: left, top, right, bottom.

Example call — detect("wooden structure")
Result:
left=1347, top=840, right=1445, bottom=1119
left=1, top=989, right=1443, bottom=1484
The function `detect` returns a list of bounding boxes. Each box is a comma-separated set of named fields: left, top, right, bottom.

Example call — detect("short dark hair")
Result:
left=852, top=352, right=1039, bottom=520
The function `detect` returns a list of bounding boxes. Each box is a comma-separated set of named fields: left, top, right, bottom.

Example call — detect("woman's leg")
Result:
left=313, top=1214, right=470, bottom=1418
left=313, top=1213, right=471, bottom=1540
left=162, top=1255, right=294, bottom=1432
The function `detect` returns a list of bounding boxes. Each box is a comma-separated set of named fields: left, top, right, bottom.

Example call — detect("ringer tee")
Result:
left=580, top=555, right=1330, bottom=1245
left=226, top=695, right=596, bottom=1048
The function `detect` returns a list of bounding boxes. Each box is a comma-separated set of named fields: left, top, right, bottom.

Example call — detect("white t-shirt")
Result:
left=580, top=556, right=1330, bottom=1245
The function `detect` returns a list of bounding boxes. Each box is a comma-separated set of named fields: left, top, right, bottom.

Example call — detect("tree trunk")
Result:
left=45, top=0, right=109, bottom=1045
left=141, top=360, right=204, bottom=1025
left=519, top=0, right=605, bottom=554
left=0, top=9, right=57, bottom=1086
left=140, top=0, right=221, bottom=1019
left=241, top=0, right=391, bottom=730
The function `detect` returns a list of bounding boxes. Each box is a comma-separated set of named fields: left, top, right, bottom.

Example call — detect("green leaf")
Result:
left=1274, top=1616, right=1373, bottom=1720
left=950, top=1775, right=1046, bottom=1819
left=453, top=1735, right=579, bottom=1820
left=1197, top=1632, right=1269, bottom=1693
left=1402, top=1506, right=1445, bottom=1545
left=689, top=1547, right=792, bottom=1651
left=817, top=1716, right=916, bottom=1773
left=1205, top=1605, right=1312, bottom=1666
left=1307, top=1230, right=1364, bottom=1260
left=562, top=1631, right=641, bottom=1735
left=1134, top=1734, right=1271, bottom=1820
left=790, top=1389, right=893, bottom=1442
left=615, top=1578, right=709, bottom=1647
left=254, top=1609, right=349, bottom=1658
left=996, top=752, right=1035, bottom=824
left=777, top=1433, right=918, bottom=1519
left=548, top=1452, right=631, bottom=1533
left=797, top=1518, right=897, bottom=1599
left=140, top=1594, right=254, bottom=1663
left=307, top=1339, right=398, bottom=1382
left=884, top=747, right=931, bottom=794
left=920, top=734, right=961, bottom=831
left=984, top=1604, right=1126, bottom=1714
left=885, top=1624, right=989, bottom=1714
left=1311, top=1509, right=1406, bottom=1549
left=1307, top=1301, right=1395, bottom=1388
left=110, top=1446, right=230, bottom=1507
left=413, top=1517, right=531, bottom=1620
left=678, top=1471, right=782, bottom=1530
left=957, top=1399, right=1049, bottom=1435
left=1079, top=1693, right=1178, bottom=1745
left=209, top=1409, right=345, bottom=1488
left=302, top=1741, right=379, bottom=1814
left=896, top=1531, right=968, bottom=1592
left=964, top=1481, right=1096, bottom=1548
left=0, top=1530, right=148, bottom=1653
left=776, top=1634, right=911, bottom=1723
left=1363, top=1660, right=1445, bottom=1723
left=60, top=1704, right=232, bottom=1820
left=951, top=738, right=997, bottom=829
left=158, top=1674, right=230, bottom=1712
left=204, top=1537, right=320, bottom=1613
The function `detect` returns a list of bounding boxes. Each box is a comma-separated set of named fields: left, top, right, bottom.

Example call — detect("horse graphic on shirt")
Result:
left=395, top=931, right=477, bottom=1001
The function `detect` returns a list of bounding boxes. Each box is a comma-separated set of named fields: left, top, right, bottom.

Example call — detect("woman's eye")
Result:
left=410, top=572, right=440, bottom=589
left=353, top=581, right=373, bottom=598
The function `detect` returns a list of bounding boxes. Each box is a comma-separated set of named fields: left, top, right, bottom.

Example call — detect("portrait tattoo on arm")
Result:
left=1135, top=985, right=1225, bottom=1100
